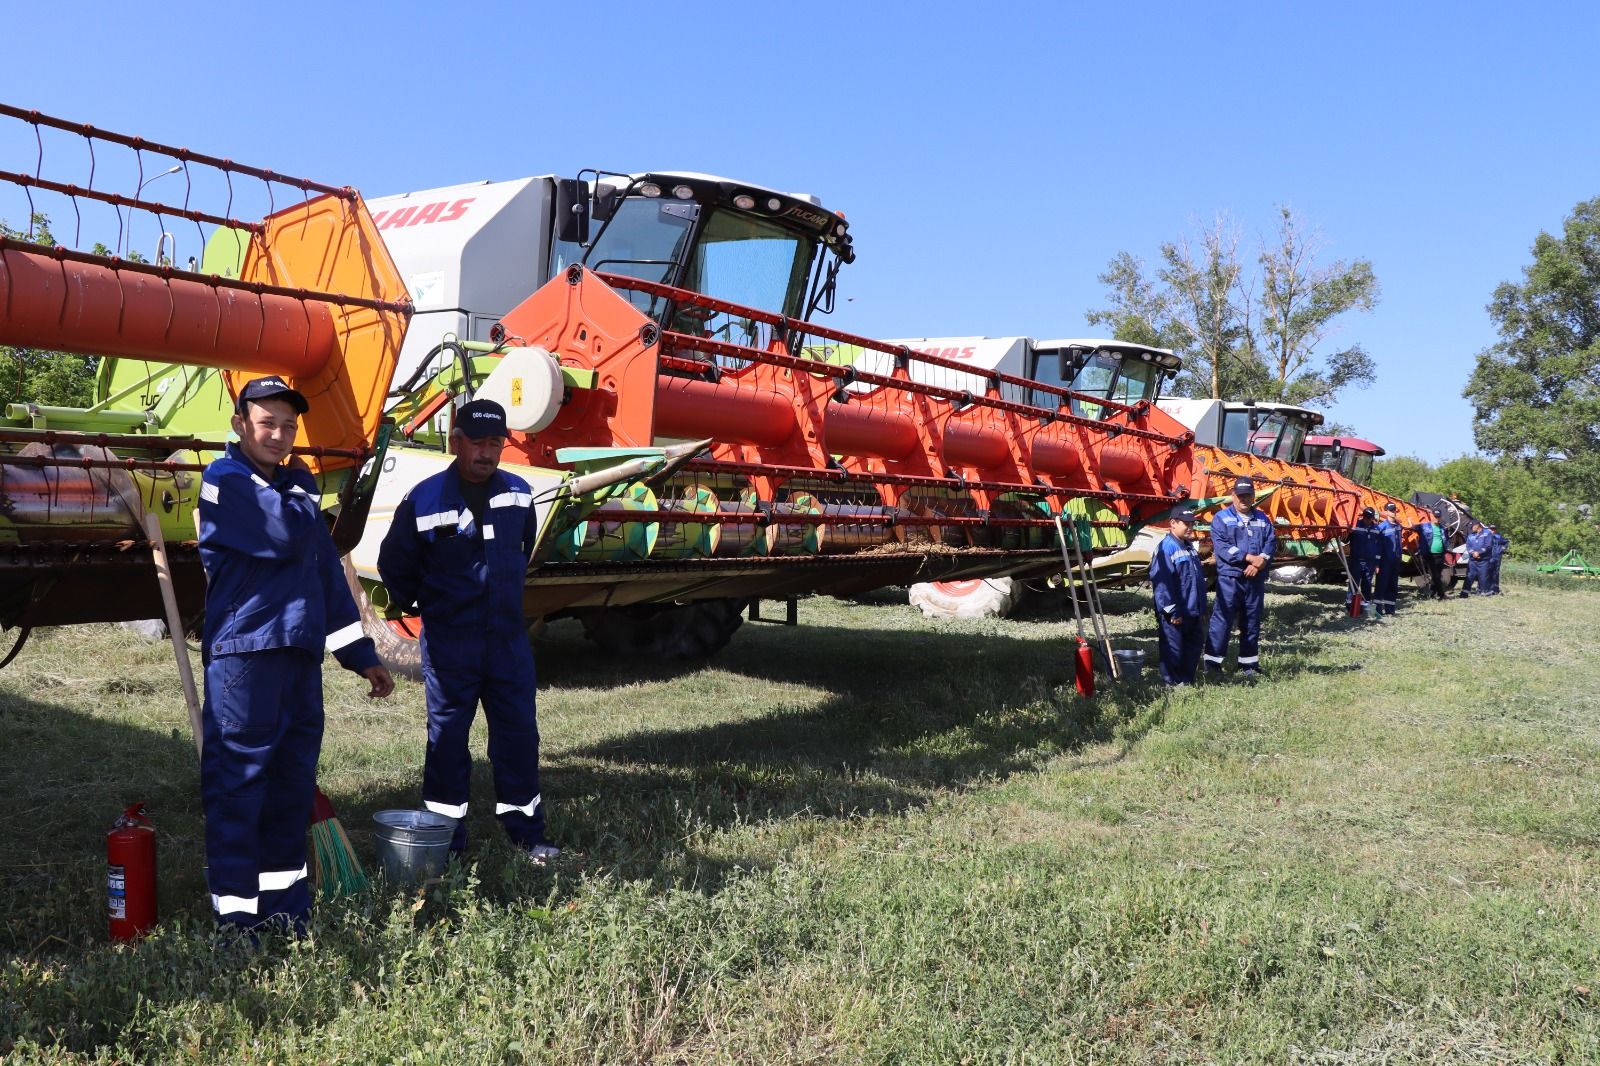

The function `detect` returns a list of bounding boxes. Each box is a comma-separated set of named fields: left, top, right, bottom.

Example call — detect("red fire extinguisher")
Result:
left=107, top=804, right=156, bottom=941
left=1347, top=592, right=1363, bottom=618
left=1074, top=637, right=1096, bottom=698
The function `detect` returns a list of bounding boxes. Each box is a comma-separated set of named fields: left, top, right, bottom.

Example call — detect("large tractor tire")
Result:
left=344, top=559, right=424, bottom=681
left=909, top=578, right=1025, bottom=619
left=576, top=598, right=749, bottom=659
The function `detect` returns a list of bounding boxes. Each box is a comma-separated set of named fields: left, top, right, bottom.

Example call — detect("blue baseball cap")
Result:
left=1172, top=504, right=1199, bottom=523
left=1232, top=477, right=1256, bottom=495
left=456, top=398, right=509, bottom=439
left=236, top=375, right=308, bottom=414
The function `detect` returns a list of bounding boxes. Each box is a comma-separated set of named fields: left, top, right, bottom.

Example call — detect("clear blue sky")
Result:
left=8, top=2, right=1598, bottom=463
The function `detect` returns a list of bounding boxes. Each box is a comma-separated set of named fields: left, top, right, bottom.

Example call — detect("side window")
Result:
left=1221, top=410, right=1252, bottom=452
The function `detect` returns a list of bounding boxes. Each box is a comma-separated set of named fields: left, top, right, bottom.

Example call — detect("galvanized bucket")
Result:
left=1112, top=648, right=1145, bottom=680
left=372, top=810, right=455, bottom=885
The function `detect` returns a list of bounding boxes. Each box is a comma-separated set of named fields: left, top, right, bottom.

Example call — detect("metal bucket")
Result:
left=1361, top=600, right=1378, bottom=619
left=371, top=810, right=455, bottom=885
left=1112, top=648, right=1144, bottom=680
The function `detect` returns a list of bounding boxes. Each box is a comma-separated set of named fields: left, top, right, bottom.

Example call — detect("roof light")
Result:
left=672, top=184, right=694, bottom=200
left=766, top=197, right=782, bottom=211
left=835, top=223, right=847, bottom=236
left=733, top=194, right=756, bottom=210
left=639, top=182, right=662, bottom=198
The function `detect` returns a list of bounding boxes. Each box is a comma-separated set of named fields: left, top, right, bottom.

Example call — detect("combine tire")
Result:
left=577, top=599, right=748, bottom=659
left=909, top=578, right=1025, bottom=619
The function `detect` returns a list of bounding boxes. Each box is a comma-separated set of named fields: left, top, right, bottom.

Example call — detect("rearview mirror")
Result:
left=555, top=178, right=591, bottom=245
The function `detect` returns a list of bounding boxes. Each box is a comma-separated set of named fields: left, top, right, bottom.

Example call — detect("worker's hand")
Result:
left=1167, top=614, right=1184, bottom=627
left=1243, top=563, right=1260, bottom=578
left=362, top=664, right=395, bottom=699
left=286, top=454, right=313, bottom=474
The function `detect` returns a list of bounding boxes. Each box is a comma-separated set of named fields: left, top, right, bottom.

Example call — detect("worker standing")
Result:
left=1149, top=505, right=1207, bottom=686
left=197, top=376, right=395, bottom=932
left=1203, top=477, right=1277, bottom=678
left=1347, top=507, right=1381, bottom=612
left=1487, top=525, right=1508, bottom=594
left=377, top=399, right=558, bottom=862
left=1461, top=520, right=1488, bottom=597
left=1411, top=510, right=1450, bottom=601
left=1373, top=502, right=1404, bottom=615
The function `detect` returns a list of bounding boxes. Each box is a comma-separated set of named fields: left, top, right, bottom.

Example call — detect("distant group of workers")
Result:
left=1149, top=477, right=1506, bottom=687
left=196, top=379, right=553, bottom=934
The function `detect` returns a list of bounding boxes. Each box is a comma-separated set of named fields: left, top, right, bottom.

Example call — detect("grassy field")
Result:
left=2, top=569, right=1599, bottom=1063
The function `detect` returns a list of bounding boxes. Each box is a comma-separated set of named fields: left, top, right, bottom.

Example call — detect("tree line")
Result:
left=1090, top=198, right=1599, bottom=563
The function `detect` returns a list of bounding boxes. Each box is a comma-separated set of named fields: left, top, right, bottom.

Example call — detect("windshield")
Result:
left=674, top=209, right=813, bottom=349
left=1112, top=359, right=1159, bottom=404
left=1243, top=412, right=1307, bottom=461
left=1067, top=353, right=1118, bottom=419
left=552, top=197, right=698, bottom=319
left=1221, top=409, right=1252, bottom=452
left=1274, top=418, right=1307, bottom=461
left=1349, top=452, right=1374, bottom=484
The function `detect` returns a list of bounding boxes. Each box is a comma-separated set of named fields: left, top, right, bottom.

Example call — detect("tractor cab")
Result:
left=1301, top=434, right=1384, bottom=485
left=1229, top=401, right=1323, bottom=461
left=552, top=171, right=853, bottom=352
left=1027, top=339, right=1181, bottom=418
left=1156, top=397, right=1324, bottom=459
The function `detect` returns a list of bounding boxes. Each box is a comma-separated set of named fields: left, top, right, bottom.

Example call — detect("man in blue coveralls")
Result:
left=1150, top=504, right=1207, bottom=686
left=1373, top=501, right=1404, bottom=616
left=1461, top=520, right=1489, bottom=597
left=1487, top=525, right=1508, bottom=594
left=1204, top=477, right=1277, bottom=678
left=198, top=376, right=395, bottom=932
left=378, top=399, right=558, bottom=862
left=1347, top=507, right=1382, bottom=612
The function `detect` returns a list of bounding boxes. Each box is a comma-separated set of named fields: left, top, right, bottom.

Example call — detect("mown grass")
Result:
left=2, top=578, right=1598, bottom=1063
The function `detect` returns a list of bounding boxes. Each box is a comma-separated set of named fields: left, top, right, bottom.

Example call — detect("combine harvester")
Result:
left=0, top=104, right=409, bottom=653
left=344, top=176, right=1209, bottom=665
left=854, top=336, right=1432, bottom=617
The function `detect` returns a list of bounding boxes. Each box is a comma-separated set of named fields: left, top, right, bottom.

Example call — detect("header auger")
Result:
left=0, top=104, right=408, bottom=632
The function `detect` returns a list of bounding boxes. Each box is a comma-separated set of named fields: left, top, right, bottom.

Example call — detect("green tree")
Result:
left=1088, top=207, right=1379, bottom=408
left=1463, top=197, right=1600, bottom=500
left=0, top=214, right=100, bottom=407
left=1255, top=207, right=1379, bottom=408
left=1370, top=455, right=1438, bottom=501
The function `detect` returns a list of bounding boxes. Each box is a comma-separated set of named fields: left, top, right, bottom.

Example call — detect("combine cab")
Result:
left=0, top=105, right=408, bottom=648
left=1302, top=434, right=1383, bottom=485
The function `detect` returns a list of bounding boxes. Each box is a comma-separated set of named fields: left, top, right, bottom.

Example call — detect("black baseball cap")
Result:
left=1361, top=506, right=1377, bottom=519
left=1172, top=505, right=1199, bottom=523
left=236, top=375, right=308, bottom=414
left=456, top=398, right=509, bottom=439
left=1383, top=502, right=1398, bottom=512
left=1232, top=477, right=1256, bottom=495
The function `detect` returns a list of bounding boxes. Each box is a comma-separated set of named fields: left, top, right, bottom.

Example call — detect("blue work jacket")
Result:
left=1209, top=505, right=1278, bottom=579
left=1489, top=532, right=1508, bottom=560
left=1412, top=522, right=1448, bottom=556
left=197, top=443, right=378, bottom=672
left=1348, top=523, right=1382, bottom=567
left=1376, top=519, right=1403, bottom=561
left=1465, top=530, right=1491, bottom=560
left=1150, top=532, right=1206, bottom=620
left=377, top=465, right=539, bottom=631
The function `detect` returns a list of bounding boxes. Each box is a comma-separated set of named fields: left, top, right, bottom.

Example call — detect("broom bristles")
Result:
left=308, top=787, right=368, bottom=898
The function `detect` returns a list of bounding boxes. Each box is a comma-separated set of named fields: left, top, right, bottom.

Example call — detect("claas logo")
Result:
left=371, top=198, right=476, bottom=230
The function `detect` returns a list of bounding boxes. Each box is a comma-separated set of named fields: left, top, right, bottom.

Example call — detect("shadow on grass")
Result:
left=0, top=581, right=1420, bottom=1057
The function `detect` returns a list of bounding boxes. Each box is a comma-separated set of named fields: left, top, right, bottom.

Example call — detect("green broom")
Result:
left=309, top=787, right=368, bottom=898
